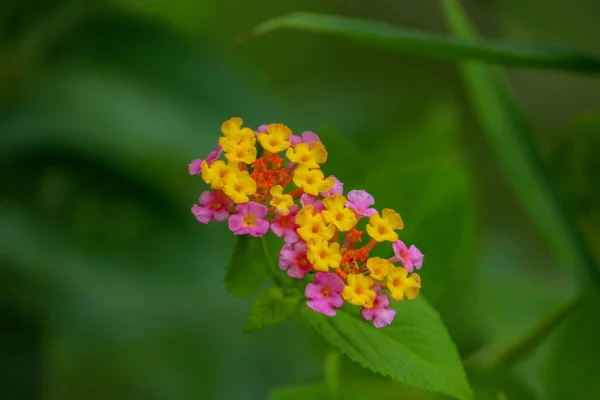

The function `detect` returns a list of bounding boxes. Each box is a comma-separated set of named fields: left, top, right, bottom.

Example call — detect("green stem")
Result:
left=259, top=237, right=283, bottom=287
left=325, top=348, right=341, bottom=397
left=490, top=294, right=582, bottom=368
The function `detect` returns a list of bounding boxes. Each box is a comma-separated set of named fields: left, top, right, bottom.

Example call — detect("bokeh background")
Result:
left=1, top=0, right=599, bottom=399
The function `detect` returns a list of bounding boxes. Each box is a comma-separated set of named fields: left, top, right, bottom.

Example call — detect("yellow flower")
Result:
left=343, top=274, right=376, bottom=308
left=222, top=170, right=256, bottom=204
left=222, top=138, right=257, bottom=164
left=270, top=185, right=294, bottom=215
left=201, top=160, right=238, bottom=190
left=366, top=208, right=404, bottom=242
left=366, top=257, right=395, bottom=280
left=307, top=237, right=341, bottom=272
left=285, top=142, right=327, bottom=168
left=221, top=117, right=256, bottom=141
left=257, top=123, right=292, bottom=153
left=321, top=194, right=357, bottom=232
left=387, top=267, right=421, bottom=301
left=293, top=165, right=335, bottom=196
left=296, top=204, right=335, bottom=242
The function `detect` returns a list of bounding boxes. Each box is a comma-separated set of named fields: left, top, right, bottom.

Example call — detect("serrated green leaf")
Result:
left=546, top=289, right=600, bottom=400
left=441, top=0, right=599, bottom=286
left=302, top=297, right=472, bottom=400
left=244, top=287, right=302, bottom=333
left=252, top=12, right=600, bottom=73
left=224, top=235, right=268, bottom=298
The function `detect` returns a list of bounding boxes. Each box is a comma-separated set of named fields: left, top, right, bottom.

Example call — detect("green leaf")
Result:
left=546, top=289, right=600, bottom=399
left=302, top=297, right=473, bottom=400
left=465, top=366, right=537, bottom=400
left=269, top=383, right=368, bottom=400
left=244, top=287, right=302, bottom=333
left=251, top=12, right=600, bottom=73
left=224, top=235, right=268, bottom=298
left=441, top=0, right=600, bottom=286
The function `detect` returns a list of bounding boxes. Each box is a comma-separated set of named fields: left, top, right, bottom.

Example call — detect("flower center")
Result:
left=243, top=214, right=256, bottom=227
left=321, top=289, right=330, bottom=298
left=335, top=212, right=345, bottom=221
left=212, top=202, right=222, bottom=210
left=378, top=225, right=387, bottom=235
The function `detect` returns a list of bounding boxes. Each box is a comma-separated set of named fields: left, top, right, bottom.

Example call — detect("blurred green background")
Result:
left=1, top=0, right=599, bottom=399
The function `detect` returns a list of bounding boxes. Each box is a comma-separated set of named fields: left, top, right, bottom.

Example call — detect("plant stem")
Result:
left=325, top=348, right=341, bottom=397
left=259, top=237, right=283, bottom=287
left=490, top=294, right=582, bottom=368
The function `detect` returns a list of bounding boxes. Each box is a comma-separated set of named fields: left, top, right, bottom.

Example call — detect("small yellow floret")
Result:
left=269, top=185, right=294, bottom=215
left=223, top=139, right=257, bottom=164
left=321, top=194, right=357, bottom=232
left=343, top=274, right=376, bottom=308
left=221, top=117, right=256, bottom=141
left=296, top=204, right=335, bottom=242
left=366, top=257, right=395, bottom=280
left=387, top=267, right=421, bottom=301
left=366, top=208, right=404, bottom=242
left=257, top=123, right=292, bottom=153
left=293, top=165, right=335, bottom=196
left=222, top=170, right=256, bottom=204
left=285, top=142, right=328, bottom=168
left=201, top=160, right=238, bottom=190
left=306, top=237, right=341, bottom=272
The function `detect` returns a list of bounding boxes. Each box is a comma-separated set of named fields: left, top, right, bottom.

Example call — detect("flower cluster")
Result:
left=189, top=118, right=423, bottom=328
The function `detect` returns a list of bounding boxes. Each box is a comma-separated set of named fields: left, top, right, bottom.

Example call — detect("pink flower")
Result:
left=271, top=204, right=299, bottom=243
left=191, top=190, right=233, bottom=224
left=361, top=290, right=396, bottom=328
left=321, top=176, right=343, bottom=196
left=257, top=124, right=269, bottom=135
left=291, top=131, right=321, bottom=146
left=305, top=272, right=345, bottom=316
left=228, top=202, right=270, bottom=237
left=279, top=241, right=313, bottom=279
left=391, top=240, right=424, bottom=273
left=346, top=190, right=377, bottom=219
left=300, top=194, right=324, bottom=212
left=188, top=143, right=223, bottom=175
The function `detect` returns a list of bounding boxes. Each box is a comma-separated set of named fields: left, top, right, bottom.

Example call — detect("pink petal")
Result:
left=283, top=229, right=300, bottom=243
left=188, top=159, right=202, bottom=175
left=408, top=245, right=424, bottom=270
left=246, top=201, right=269, bottom=219
left=249, top=219, right=270, bottom=237
left=305, top=282, right=323, bottom=300
left=198, top=190, right=215, bottom=206
left=307, top=299, right=336, bottom=316
left=271, top=221, right=286, bottom=238
left=212, top=208, right=230, bottom=222
left=347, top=190, right=375, bottom=208
left=375, top=292, right=391, bottom=309
left=257, top=124, right=268, bottom=133
left=191, top=204, right=212, bottom=224
left=234, top=203, right=251, bottom=217
left=373, top=308, right=396, bottom=328
left=290, top=135, right=303, bottom=146
left=361, top=307, right=375, bottom=322
left=279, top=244, right=295, bottom=270
left=315, top=272, right=344, bottom=293
left=328, top=292, right=344, bottom=309
left=205, top=143, right=222, bottom=164
left=228, top=214, right=245, bottom=233
left=287, top=265, right=309, bottom=279
left=301, top=131, right=321, bottom=146
left=392, top=240, right=408, bottom=259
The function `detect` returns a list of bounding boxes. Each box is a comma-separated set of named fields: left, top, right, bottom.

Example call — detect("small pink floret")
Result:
left=228, top=201, right=270, bottom=237
left=305, top=272, right=345, bottom=316
left=191, top=190, right=233, bottom=224
left=361, top=292, right=396, bottom=328
left=391, top=240, right=424, bottom=273
left=279, top=241, right=313, bottom=279
left=271, top=204, right=299, bottom=243
left=346, top=190, right=377, bottom=219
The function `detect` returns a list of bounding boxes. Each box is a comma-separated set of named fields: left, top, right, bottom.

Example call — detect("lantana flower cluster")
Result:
left=189, top=118, right=423, bottom=328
